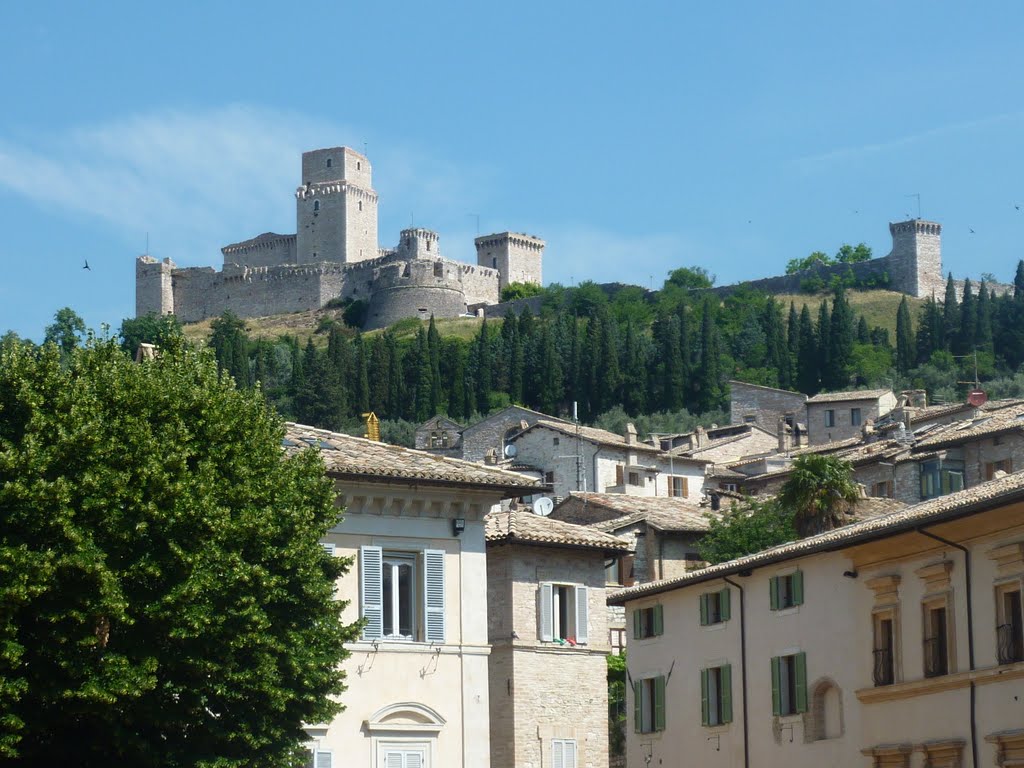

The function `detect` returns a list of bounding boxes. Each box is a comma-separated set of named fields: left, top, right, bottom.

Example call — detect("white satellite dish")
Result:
left=533, top=497, right=554, bottom=517
left=504, top=443, right=518, bottom=458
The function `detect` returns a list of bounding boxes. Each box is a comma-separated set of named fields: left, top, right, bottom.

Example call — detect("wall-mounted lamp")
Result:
left=452, top=518, right=466, bottom=536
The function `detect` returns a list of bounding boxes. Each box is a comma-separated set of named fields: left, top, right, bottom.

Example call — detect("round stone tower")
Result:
left=364, top=258, right=469, bottom=330
left=886, top=219, right=943, bottom=298
left=295, top=147, right=378, bottom=265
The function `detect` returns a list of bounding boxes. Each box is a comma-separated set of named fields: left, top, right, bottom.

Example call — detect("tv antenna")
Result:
left=905, top=193, right=921, bottom=219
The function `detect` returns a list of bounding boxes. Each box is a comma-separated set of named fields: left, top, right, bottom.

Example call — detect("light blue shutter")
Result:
left=424, top=549, right=446, bottom=643
left=539, top=583, right=553, bottom=641
left=406, top=752, right=422, bottom=768
left=553, top=740, right=564, bottom=768
left=315, top=751, right=332, bottom=768
left=321, top=542, right=336, bottom=557
left=360, top=545, right=383, bottom=640
left=574, top=585, right=589, bottom=644
left=384, top=752, right=403, bottom=768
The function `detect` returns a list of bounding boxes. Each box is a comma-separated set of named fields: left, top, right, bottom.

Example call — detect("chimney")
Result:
left=694, top=425, right=707, bottom=449
left=862, top=418, right=876, bottom=442
left=625, top=422, right=638, bottom=446
left=777, top=417, right=791, bottom=453
left=710, top=492, right=721, bottom=511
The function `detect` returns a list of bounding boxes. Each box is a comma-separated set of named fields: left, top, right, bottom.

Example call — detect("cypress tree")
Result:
left=474, top=318, right=492, bottom=414
left=414, top=326, right=433, bottom=422
left=443, top=339, right=466, bottom=420
left=537, top=322, right=565, bottom=415
left=1015, top=260, right=1024, bottom=300
left=582, top=314, right=603, bottom=420
left=956, top=279, right=977, bottom=355
left=385, top=331, right=403, bottom=419
left=352, top=333, right=370, bottom=414
left=796, top=304, right=818, bottom=394
left=368, top=336, right=389, bottom=416
left=976, top=280, right=994, bottom=352
left=816, top=299, right=831, bottom=389
left=787, top=302, right=799, bottom=390
left=856, top=316, right=870, bottom=344
left=427, top=315, right=442, bottom=415
left=826, top=286, right=854, bottom=389
left=621, top=320, right=648, bottom=415
left=597, top=308, right=621, bottom=415
left=695, top=295, right=723, bottom=412
left=896, top=296, right=914, bottom=375
left=762, top=300, right=788, bottom=387
left=942, top=273, right=959, bottom=350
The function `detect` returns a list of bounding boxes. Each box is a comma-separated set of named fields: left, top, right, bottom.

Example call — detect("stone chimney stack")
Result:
left=694, top=425, right=707, bottom=449
left=862, top=418, right=876, bottom=442
left=777, top=417, right=791, bottom=453
left=625, top=423, right=638, bottom=446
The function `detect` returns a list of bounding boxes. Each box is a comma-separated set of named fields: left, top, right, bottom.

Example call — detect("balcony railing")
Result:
left=923, top=636, right=948, bottom=678
left=872, top=647, right=894, bottom=686
left=997, top=623, right=1024, bottom=665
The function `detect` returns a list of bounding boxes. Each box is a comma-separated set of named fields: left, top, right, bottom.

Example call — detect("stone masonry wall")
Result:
left=729, top=381, right=808, bottom=428
left=486, top=544, right=610, bottom=768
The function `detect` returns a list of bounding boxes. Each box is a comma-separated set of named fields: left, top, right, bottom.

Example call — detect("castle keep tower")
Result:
left=886, top=219, right=943, bottom=298
left=475, top=232, right=545, bottom=292
left=295, top=147, right=378, bottom=265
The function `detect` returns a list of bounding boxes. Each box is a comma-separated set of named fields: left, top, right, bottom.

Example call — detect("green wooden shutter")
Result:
left=654, top=676, right=666, bottom=731
left=699, top=593, right=709, bottom=625
left=633, top=680, right=643, bottom=733
left=720, top=588, right=731, bottom=621
left=653, top=604, right=664, bottom=636
left=700, top=668, right=710, bottom=726
left=720, top=664, right=733, bottom=723
left=792, top=570, right=804, bottom=606
left=770, top=656, right=782, bottom=715
left=794, top=652, right=808, bottom=713
left=769, top=577, right=779, bottom=611
left=633, top=609, right=642, bottom=639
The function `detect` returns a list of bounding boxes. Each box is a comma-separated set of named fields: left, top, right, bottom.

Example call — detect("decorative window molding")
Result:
left=987, top=541, right=1024, bottom=579
left=365, top=702, right=446, bottom=734
left=915, top=561, right=954, bottom=596
left=915, top=738, right=965, bottom=768
left=860, top=743, right=912, bottom=768
left=984, top=728, right=1024, bottom=767
left=865, top=574, right=901, bottom=607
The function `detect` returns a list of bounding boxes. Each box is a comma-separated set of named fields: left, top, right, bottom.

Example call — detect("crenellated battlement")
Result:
left=295, top=181, right=379, bottom=203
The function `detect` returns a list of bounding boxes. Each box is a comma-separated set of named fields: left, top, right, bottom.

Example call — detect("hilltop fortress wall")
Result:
left=134, top=146, right=544, bottom=328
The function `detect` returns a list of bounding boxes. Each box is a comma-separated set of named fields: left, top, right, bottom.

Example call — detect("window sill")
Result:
left=856, top=659, right=1024, bottom=703
left=772, top=606, right=801, bottom=617
left=702, top=621, right=728, bottom=632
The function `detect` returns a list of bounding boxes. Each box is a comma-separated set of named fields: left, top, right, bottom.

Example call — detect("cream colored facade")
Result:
left=611, top=472, right=1024, bottom=768
left=288, top=424, right=540, bottom=768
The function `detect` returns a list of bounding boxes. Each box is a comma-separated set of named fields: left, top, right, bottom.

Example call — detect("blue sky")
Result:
left=2, top=1, right=1023, bottom=340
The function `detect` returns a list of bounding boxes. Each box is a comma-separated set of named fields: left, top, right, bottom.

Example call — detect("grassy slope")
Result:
left=181, top=290, right=913, bottom=344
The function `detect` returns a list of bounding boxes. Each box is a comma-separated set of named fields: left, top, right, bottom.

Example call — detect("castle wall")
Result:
left=135, top=256, right=175, bottom=317
left=364, top=260, right=470, bottom=330
left=710, top=256, right=891, bottom=298
left=475, top=233, right=545, bottom=291
left=460, top=263, right=501, bottom=306
left=220, top=234, right=296, bottom=268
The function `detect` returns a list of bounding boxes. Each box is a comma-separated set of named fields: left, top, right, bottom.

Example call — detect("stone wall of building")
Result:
left=135, top=256, right=175, bottom=317
left=220, top=233, right=297, bottom=268
left=729, top=381, right=807, bottom=429
left=486, top=543, right=611, bottom=768
left=364, top=259, right=469, bottom=331
left=459, top=263, right=502, bottom=306
left=475, top=232, right=545, bottom=291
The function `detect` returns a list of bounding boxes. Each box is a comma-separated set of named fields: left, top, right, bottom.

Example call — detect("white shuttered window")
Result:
left=552, top=739, right=578, bottom=768
left=359, top=546, right=446, bottom=643
left=538, top=582, right=589, bottom=645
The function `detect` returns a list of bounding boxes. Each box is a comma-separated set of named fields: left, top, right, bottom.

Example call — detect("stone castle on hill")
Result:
left=135, top=146, right=545, bottom=330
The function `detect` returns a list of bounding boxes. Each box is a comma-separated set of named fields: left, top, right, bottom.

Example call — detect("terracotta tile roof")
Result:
left=608, top=470, right=1024, bottom=604
left=284, top=423, right=542, bottom=494
left=522, top=420, right=664, bottom=455
left=485, top=508, right=630, bottom=551
left=561, top=492, right=713, bottom=532
left=913, top=403, right=1024, bottom=449
left=806, top=388, right=893, bottom=404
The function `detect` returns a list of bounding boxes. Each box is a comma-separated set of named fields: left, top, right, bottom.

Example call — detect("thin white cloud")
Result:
left=0, top=105, right=490, bottom=267
left=797, top=111, right=1024, bottom=172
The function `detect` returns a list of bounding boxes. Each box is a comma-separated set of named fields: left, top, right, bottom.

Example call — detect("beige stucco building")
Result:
left=610, top=470, right=1024, bottom=768
left=286, top=423, right=541, bottom=768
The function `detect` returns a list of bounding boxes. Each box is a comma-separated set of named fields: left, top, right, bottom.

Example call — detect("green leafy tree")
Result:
left=209, top=311, right=251, bottom=387
left=500, top=281, right=544, bottom=302
left=697, top=499, right=796, bottom=565
left=0, top=336, right=356, bottom=766
left=607, top=652, right=627, bottom=757
left=785, top=251, right=832, bottom=275
left=835, top=243, right=872, bottom=263
left=43, top=307, right=87, bottom=359
left=777, top=454, right=860, bottom=538
left=118, top=313, right=183, bottom=356
left=665, top=266, right=714, bottom=290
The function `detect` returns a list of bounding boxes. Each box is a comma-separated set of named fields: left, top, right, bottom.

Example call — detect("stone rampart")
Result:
left=220, top=233, right=297, bottom=268
left=364, top=259, right=470, bottom=330
left=460, top=263, right=501, bottom=306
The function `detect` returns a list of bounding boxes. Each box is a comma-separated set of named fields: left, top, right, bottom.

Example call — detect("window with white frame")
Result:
left=360, top=546, right=445, bottom=643
left=539, top=582, right=589, bottom=645
left=670, top=476, right=689, bottom=498
left=305, top=749, right=332, bottom=768
left=552, top=739, right=577, bottom=768
left=701, top=664, right=733, bottom=726
left=379, top=746, right=426, bottom=768
left=633, top=676, right=665, bottom=733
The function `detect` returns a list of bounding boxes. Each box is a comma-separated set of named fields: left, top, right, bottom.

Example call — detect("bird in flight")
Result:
left=969, top=228, right=975, bottom=234
left=83, top=260, right=91, bottom=271
left=1016, top=204, right=1020, bottom=211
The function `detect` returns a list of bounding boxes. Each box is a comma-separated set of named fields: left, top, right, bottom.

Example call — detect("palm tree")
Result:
left=778, top=454, right=860, bottom=538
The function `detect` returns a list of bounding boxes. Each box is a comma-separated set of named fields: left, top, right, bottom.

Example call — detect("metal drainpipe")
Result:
left=917, top=528, right=977, bottom=768
left=723, top=577, right=749, bottom=768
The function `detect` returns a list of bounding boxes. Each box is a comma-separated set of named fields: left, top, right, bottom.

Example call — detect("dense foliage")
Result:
left=0, top=335, right=357, bottom=766
left=117, top=259, right=1024, bottom=441
left=697, top=500, right=797, bottom=564
left=777, top=455, right=860, bottom=537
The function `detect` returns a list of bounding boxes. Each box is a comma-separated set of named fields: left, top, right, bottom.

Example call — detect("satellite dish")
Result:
left=533, top=497, right=554, bottom=517
left=504, top=443, right=518, bottom=458
left=967, top=389, right=988, bottom=407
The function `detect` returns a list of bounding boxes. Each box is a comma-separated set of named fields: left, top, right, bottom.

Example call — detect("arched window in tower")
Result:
left=358, top=201, right=363, bottom=212
left=357, top=161, right=362, bottom=170
left=326, top=158, right=332, bottom=168
left=426, top=239, right=431, bottom=252
left=313, top=200, right=320, bottom=212
left=806, top=679, right=843, bottom=741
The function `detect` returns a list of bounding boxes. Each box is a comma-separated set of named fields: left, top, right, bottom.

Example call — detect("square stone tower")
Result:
left=295, top=147, right=378, bottom=264
left=474, top=232, right=545, bottom=292
left=886, top=219, right=943, bottom=298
